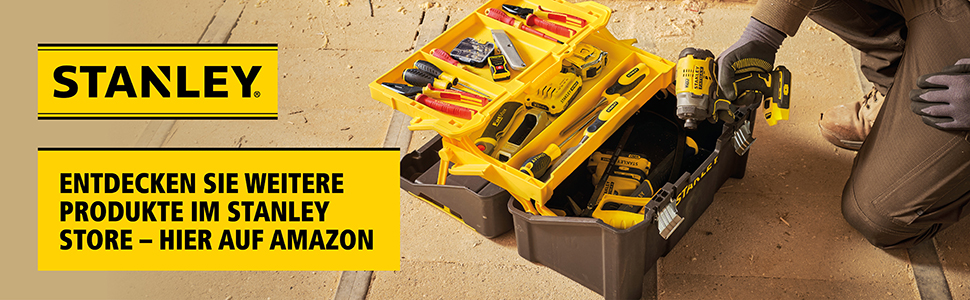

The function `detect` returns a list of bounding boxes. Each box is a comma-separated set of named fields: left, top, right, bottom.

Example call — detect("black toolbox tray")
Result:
left=400, top=135, right=514, bottom=238
left=509, top=96, right=753, bottom=299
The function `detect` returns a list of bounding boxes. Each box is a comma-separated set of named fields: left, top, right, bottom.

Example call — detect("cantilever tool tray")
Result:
left=371, top=0, right=754, bottom=298
left=371, top=0, right=674, bottom=215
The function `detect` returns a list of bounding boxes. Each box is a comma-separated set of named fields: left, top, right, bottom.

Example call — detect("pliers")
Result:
left=501, top=5, right=584, bottom=37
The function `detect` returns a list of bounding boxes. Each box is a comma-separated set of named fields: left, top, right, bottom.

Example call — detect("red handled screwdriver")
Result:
left=484, top=8, right=563, bottom=44
left=431, top=48, right=463, bottom=67
left=415, top=94, right=477, bottom=119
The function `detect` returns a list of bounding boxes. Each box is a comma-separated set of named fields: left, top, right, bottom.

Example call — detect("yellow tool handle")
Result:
left=475, top=101, right=524, bottom=155
left=605, top=63, right=649, bottom=95
left=519, top=144, right=562, bottom=178
left=581, top=95, right=628, bottom=143
left=579, top=63, right=649, bottom=142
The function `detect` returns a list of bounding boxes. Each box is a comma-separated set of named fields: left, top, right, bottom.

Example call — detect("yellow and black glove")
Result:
left=717, top=17, right=786, bottom=104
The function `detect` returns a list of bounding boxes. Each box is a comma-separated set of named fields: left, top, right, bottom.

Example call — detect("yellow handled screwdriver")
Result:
left=519, top=113, right=596, bottom=178
left=580, top=63, right=649, bottom=143
left=534, top=63, right=650, bottom=177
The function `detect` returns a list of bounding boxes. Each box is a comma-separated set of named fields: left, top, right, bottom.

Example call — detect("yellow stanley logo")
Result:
left=38, top=44, right=278, bottom=119
left=676, top=155, right=718, bottom=205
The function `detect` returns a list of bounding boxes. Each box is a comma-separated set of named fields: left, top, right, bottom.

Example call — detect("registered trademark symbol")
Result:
left=254, top=91, right=261, bottom=98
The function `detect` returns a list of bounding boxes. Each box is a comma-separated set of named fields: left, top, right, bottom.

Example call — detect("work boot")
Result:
left=818, top=87, right=885, bottom=151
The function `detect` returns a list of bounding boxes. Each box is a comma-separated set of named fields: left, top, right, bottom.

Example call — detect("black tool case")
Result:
left=509, top=99, right=753, bottom=299
left=400, top=135, right=514, bottom=238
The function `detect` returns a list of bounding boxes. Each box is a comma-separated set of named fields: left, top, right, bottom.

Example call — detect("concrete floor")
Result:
left=3, top=0, right=967, bottom=299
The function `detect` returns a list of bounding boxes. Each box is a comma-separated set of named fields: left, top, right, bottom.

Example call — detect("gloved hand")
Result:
left=910, top=58, right=970, bottom=130
left=717, top=17, right=786, bottom=102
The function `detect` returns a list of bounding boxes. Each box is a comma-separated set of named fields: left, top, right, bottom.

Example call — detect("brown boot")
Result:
left=818, top=87, right=885, bottom=151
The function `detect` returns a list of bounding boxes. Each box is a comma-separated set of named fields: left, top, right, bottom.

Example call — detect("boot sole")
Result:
left=818, top=123, right=863, bottom=151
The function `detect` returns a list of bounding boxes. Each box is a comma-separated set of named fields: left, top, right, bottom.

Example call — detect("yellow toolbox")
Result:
left=369, top=0, right=675, bottom=216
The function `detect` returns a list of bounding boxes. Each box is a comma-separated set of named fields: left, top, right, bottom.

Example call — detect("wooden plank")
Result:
left=135, top=0, right=249, bottom=147
left=198, top=0, right=248, bottom=44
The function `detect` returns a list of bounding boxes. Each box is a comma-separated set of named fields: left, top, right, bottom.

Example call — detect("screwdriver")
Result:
left=540, top=63, right=650, bottom=175
left=413, top=60, right=490, bottom=98
left=484, top=8, right=563, bottom=44
left=430, top=48, right=464, bottom=68
left=475, top=101, right=524, bottom=155
left=519, top=112, right=596, bottom=178
left=580, top=63, right=648, bottom=143
left=404, top=68, right=453, bottom=90
left=415, top=94, right=477, bottom=119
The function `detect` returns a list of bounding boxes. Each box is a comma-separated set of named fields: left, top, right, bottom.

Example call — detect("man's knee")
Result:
left=841, top=186, right=931, bottom=249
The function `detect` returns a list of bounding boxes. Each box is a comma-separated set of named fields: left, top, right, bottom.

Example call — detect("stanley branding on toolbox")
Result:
left=675, top=155, right=717, bottom=205
left=37, top=44, right=278, bottom=119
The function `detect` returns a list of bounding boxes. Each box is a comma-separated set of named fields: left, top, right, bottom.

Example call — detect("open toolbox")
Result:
left=369, top=0, right=676, bottom=217
left=509, top=97, right=754, bottom=299
left=374, top=0, right=763, bottom=296
left=400, top=135, right=514, bottom=238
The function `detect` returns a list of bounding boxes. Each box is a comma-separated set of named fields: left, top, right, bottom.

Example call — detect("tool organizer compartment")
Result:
left=370, top=0, right=612, bottom=137
left=400, top=135, right=514, bottom=238
left=438, top=49, right=673, bottom=215
left=370, top=0, right=676, bottom=216
left=509, top=103, right=754, bottom=299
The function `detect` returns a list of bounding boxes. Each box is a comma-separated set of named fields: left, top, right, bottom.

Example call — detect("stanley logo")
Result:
left=38, top=44, right=278, bottom=119
left=676, top=155, right=718, bottom=205
left=625, top=67, right=640, bottom=78
left=557, top=80, right=580, bottom=105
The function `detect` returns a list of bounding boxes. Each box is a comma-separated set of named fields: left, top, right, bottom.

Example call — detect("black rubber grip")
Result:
left=520, top=153, right=552, bottom=178
left=416, top=60, right=459, bottom=85
left=414, top=60, right=444, bottom=79
left=403, top=69, right=434, bottom=86
left=414, top=60, right=458, bottom=84
left=403, top=69, right=450, bottom=89
left=605, top=73, right=644, bottom=95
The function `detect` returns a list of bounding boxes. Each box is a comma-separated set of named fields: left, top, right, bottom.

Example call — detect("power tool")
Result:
left=674, top=47, right=792, bottom=129
left=674, top=48, right=717, bottom=130
left=587, top=151, right=651, bottom=202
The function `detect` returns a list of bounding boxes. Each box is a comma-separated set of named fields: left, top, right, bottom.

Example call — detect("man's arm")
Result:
left=752, top=0, right=819, bottom=37
left=716, top=0, right=819, bottom=101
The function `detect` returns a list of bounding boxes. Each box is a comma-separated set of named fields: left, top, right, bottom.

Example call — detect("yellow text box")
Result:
left=37, top=44, right=278, bottom=119
left=38, top=148, right=399, bottom=271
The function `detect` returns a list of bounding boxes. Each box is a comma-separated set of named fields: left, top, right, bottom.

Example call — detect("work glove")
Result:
left=910, top=58, right=970, bottom=131
left=717, top=17, right=786, bottom=103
